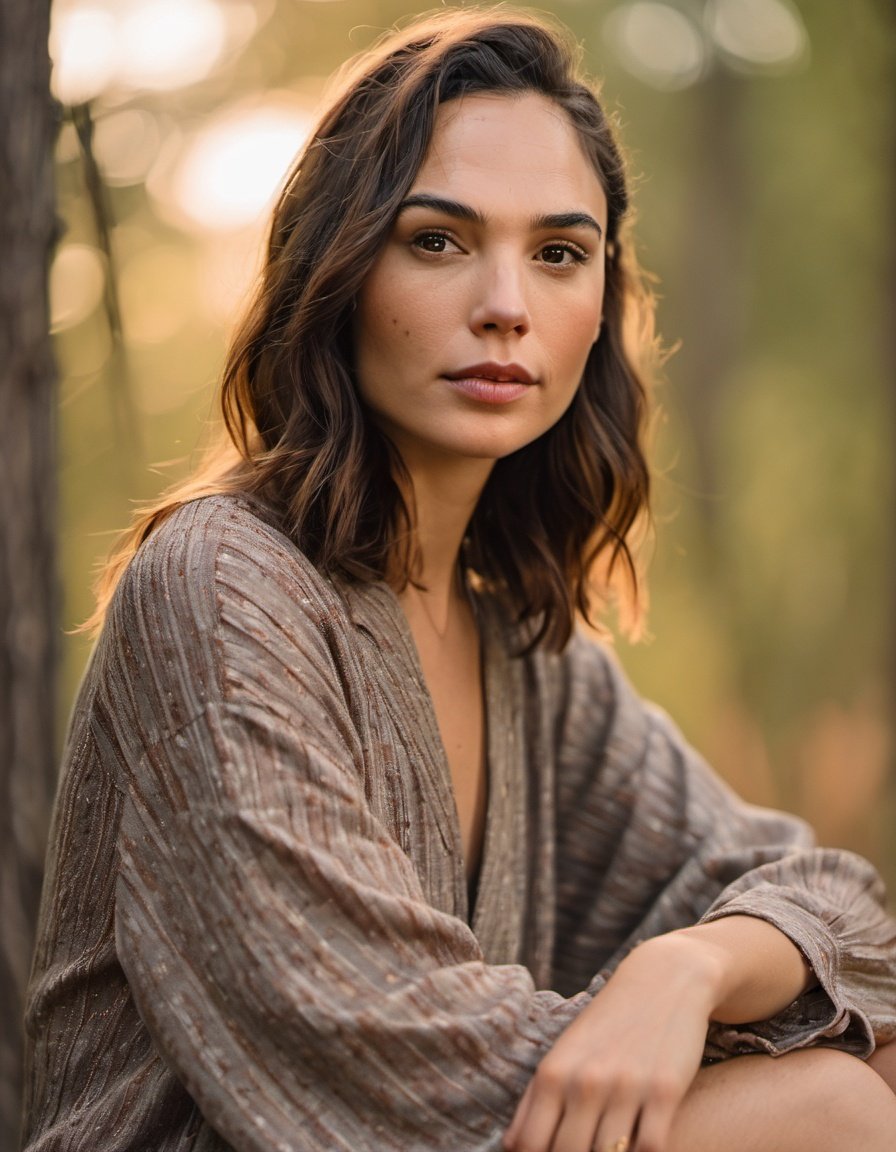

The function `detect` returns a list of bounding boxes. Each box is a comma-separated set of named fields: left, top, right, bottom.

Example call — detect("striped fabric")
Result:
left=21, top=494, right=896, bottom=1151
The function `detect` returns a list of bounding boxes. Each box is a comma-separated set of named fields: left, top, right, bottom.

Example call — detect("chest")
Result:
left=344, top=591, right=549, bottom=966
left=413, top=628, right=487, bottom=888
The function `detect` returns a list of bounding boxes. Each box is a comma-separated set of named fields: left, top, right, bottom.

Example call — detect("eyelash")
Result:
left=410, top=231, right=590, bottom=267
left=539, top=241, right=589, bottom=267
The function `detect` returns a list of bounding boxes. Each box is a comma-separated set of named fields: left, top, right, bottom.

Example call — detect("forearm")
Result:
left=651, top=914, right=816, bottom=1025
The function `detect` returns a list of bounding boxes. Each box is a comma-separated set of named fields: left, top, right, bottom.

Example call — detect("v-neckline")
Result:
left=340, top=576, right=499, bottom=929
left=391, top=580, right=495, bottom=929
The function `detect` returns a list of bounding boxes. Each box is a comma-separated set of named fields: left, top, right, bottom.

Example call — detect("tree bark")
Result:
left=0, top=0, right=57, bottom=1146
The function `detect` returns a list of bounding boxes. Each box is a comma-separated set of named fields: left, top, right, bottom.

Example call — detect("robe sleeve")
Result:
left=102, top=501, right=588, bottom=1152
left=550, top=630, right=896, bottom=1061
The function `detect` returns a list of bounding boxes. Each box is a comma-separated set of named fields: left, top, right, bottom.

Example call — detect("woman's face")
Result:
left=354, top=92, right=608, bottom=475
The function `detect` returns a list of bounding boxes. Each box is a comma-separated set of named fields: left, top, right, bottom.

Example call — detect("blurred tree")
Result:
left=0, top=0, right=56, bottom=1145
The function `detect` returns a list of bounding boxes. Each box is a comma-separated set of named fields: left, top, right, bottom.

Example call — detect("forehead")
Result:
left=411, top=92, right=607, bottom=222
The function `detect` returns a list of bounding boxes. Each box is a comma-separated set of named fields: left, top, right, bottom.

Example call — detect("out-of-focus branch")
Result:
left=70, top=100, right=142, bottom=470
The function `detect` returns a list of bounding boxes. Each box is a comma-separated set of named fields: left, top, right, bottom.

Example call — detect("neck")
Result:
left=391, top=452, right=493, bottom=625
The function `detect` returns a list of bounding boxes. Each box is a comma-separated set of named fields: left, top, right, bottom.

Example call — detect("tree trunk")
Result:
left=0, top=0, right=57, bottom=1146
left=886, top=2, right=896, bottom=881
left=678, top=69, right=747, bottom=551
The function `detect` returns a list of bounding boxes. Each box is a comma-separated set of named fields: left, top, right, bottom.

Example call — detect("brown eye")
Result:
left=539, top=242, right=587, bottom=267
left=413, top=231, right=453, bottom=253
left=541, top=245, right=568, bottom=264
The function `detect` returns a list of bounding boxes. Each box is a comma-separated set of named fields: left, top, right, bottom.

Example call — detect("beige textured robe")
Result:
left=21, top=494, right=896, bottom=1151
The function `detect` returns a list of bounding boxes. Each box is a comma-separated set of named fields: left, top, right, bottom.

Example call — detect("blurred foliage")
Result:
left=53, top=0, right=895, bottom=888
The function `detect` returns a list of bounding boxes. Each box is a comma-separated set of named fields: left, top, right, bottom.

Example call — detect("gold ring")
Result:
left=604, top=1140, right=630, bottom=1152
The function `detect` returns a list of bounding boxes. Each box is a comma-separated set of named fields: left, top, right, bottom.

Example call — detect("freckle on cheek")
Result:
left=403, top=329, right=410, bottom=337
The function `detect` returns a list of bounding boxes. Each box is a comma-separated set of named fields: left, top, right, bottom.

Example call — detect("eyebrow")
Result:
left=396, top=194, right=603, bottom=239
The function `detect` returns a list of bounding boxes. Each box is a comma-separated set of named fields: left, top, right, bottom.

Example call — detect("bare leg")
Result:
left=868, top=1039, right=896, bottom=1094
left=663, top=1048, right=896, bottom=1152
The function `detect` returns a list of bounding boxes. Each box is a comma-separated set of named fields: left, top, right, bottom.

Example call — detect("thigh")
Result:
left=867, top=1039, right=896, bottom=1095
left=663, top=1048, right=896, bottom=1152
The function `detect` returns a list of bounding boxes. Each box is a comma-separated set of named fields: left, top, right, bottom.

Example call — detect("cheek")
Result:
left=548, top=292, right=604, bottom=373
left=357, top=275, right=442, bottom=364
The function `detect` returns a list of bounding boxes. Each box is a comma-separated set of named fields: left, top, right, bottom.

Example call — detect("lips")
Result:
left=444, top=361, right=536, bottom=386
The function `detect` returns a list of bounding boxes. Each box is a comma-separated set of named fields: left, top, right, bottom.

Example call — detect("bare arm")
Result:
left=670, top=914, right=815, bottom=1024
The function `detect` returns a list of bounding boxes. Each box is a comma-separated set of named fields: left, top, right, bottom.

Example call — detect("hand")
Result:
left=503, top=933, right=721, bottom=1152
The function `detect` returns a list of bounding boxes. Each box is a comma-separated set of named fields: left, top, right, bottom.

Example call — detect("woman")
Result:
left=22, top=8, right=896, bottom=1152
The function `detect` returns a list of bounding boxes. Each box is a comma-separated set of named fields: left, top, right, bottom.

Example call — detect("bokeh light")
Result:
left=705, top=0, right=808, bottom=71
left=49, top=0, right=264, bottom=102
left=117, top=0, right=226, bottom=92
left=604, top=2, right=706, bottom=91
left=148, top=96, right=314, bottom=233
left=50, top=6, right=116, bottom=104
left=93, top=109, right=165, bottom=187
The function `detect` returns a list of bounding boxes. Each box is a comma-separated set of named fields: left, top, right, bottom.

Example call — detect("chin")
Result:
left=437, top=423, right=543, bottom=457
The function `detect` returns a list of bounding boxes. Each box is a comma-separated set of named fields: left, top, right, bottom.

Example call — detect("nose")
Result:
left=468, top=256, right=531, bottom=337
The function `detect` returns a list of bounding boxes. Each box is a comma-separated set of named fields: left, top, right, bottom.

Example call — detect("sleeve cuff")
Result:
left=698, top=892, right=875, bottom=1060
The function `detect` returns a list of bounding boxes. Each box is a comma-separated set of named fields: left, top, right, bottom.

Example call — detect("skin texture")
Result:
left=868, top=1038, right=896, bottom=1088
left=663, top=1048, right=896, bottom=1152
left=352, top=92, right=896, bottom=1151
left=354, top=91, right=607, bottom=480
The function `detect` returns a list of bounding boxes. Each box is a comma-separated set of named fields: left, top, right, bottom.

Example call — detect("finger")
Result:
left=504, top=1082, right=534, bottom=1149
left=505, top=1068, right=565, bottom=1152
left=541, top=1065, right=611, bottom=1152
left=632, top=1099, right=675, bottom=1152
left=546, top=1099, right=602, bottom=1152
left=591, top=1100, right=640, bottom=1152
left=632, top=1071, right=686, bottom=1152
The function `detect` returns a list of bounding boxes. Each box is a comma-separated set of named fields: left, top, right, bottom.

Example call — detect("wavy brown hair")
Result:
left=90, top=6, right=658, bottom=650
